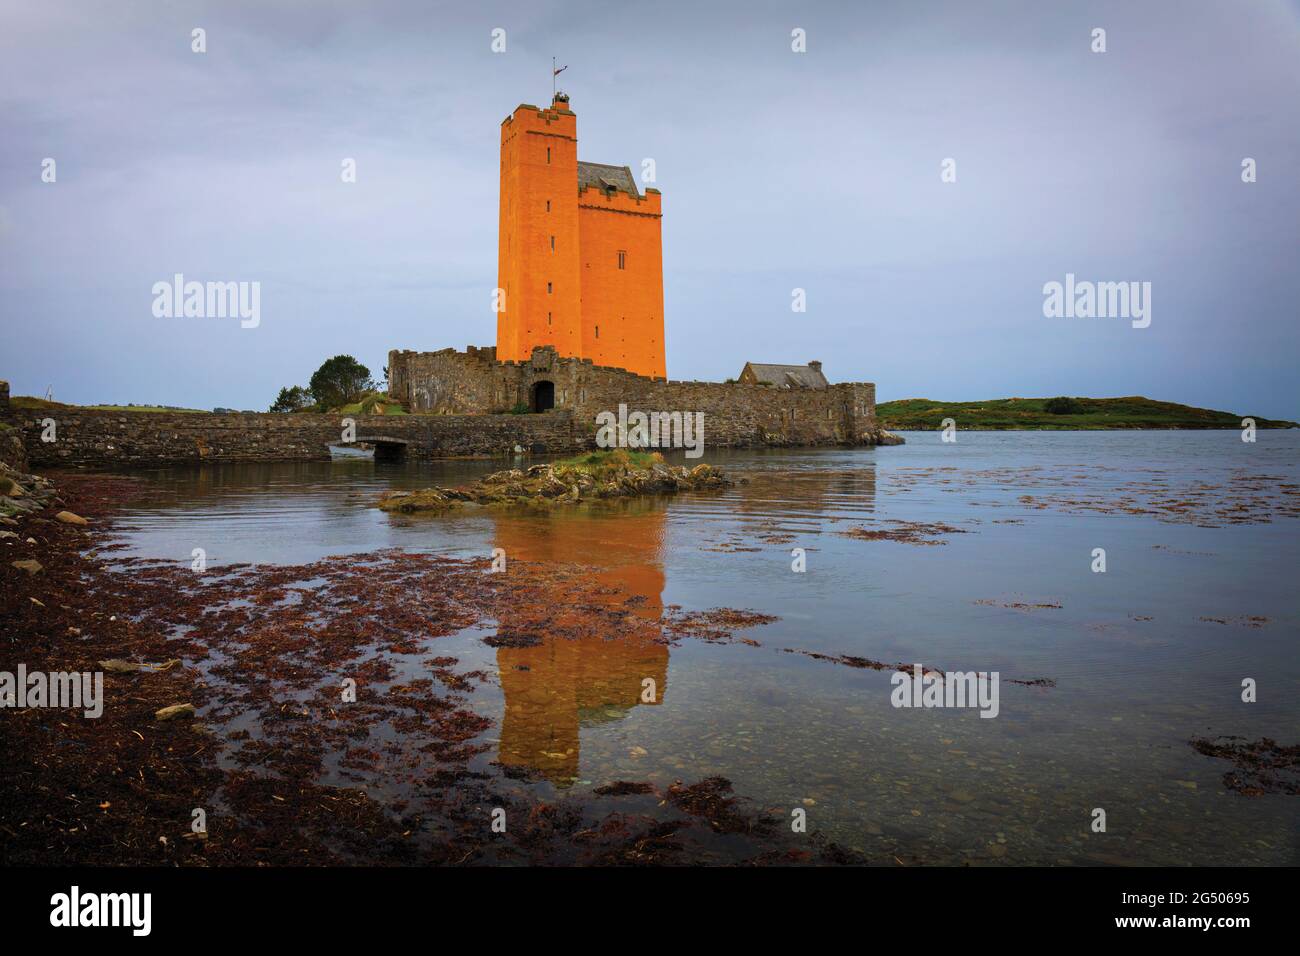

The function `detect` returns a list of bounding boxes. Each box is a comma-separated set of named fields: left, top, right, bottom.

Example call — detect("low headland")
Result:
left=878, top=395, right=1297, bottom=430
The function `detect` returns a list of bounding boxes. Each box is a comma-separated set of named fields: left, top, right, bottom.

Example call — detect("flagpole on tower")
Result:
left=552, top=58, right=568, bottom=100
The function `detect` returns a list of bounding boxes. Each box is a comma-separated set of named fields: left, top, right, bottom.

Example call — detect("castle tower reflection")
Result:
left=490, top=501, right=669, bottom=785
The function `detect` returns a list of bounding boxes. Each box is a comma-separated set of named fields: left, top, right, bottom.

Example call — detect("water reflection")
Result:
left=86, top=435, right=1300, bottom=864
left=491, top=501, right=670, bottom=785
left=732, top=459, right=877, bottom=519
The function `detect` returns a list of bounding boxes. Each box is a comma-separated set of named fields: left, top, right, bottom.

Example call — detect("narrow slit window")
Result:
left=595, top=325, right=600, bottom=339
left=550, top=235, right=555, bottom=251
left=617, top=251, right=626, bottom=270
left=547, top=147, right=551, bottom=164
left=547, top=282, right=552, bottom=294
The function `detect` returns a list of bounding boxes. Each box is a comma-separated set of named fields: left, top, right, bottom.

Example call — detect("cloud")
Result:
left=1, top=0, right=1297, bottom=416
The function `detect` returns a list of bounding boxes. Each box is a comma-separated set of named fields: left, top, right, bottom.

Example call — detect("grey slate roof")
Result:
left=578, top=161, right=640, bottom=199
left=742, top=362, right=829, bottom=389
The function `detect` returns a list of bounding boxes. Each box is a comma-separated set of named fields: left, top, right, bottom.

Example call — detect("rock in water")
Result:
left=101, top=659, right=182, bottom=674
left=155, top=703, right=197, bottom=721
left=378, top=450, right=735, bottom=514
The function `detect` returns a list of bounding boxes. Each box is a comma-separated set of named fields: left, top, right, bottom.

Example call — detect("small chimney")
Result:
left=808, top=361, right=822, bottom=373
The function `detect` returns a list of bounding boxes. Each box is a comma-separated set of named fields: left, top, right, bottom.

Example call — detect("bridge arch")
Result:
left=355, top=435, right=409, bottom=461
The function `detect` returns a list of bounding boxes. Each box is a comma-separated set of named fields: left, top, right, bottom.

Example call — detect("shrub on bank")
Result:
left=1044, top=396, right=1083, bottom=415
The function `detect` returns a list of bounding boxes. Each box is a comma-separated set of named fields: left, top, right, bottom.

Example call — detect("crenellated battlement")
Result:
left=578, top=185, right=661, bottom=217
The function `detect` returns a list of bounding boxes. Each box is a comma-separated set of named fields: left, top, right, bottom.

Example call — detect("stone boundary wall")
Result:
left=0, top=380, right=27, bottom=471
left=3, top=408, right=583, bottom=468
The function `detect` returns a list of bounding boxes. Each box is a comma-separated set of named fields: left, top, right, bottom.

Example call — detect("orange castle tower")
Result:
left=496, top=93, right=666, bottom=379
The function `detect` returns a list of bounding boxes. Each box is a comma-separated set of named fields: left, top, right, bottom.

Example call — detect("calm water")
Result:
left=92, top=431, right=1299, bottom=865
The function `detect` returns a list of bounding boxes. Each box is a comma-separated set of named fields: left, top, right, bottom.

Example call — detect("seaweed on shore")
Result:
left=0, top=469, right=845, bottom=867
left=592, top=781, right=655, bottom=796
left=660, top=606, right=777, bottom=645
left=781, top=647, right=1055, bottom=687
left=836, top=520, right=970, bottom=545
left=974, top=598, right=1063, bottom=611
left=1190, top=736, right=1299, bottom=796
left=665, top=776, right=777, bottom=837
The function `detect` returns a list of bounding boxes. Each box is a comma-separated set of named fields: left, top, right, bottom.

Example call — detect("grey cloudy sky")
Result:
left=2, top=0, right=1298, bottom=417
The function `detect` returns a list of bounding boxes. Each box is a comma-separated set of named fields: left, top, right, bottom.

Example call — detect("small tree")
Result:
left=1044, top=396, right=1082, bottom=415
left=269, top=385, right=313, bottom=413
left=308, top=355, right=372, bottom=410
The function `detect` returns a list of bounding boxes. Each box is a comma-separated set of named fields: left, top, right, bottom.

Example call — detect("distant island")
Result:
left=877, top=396, right=1297, bottom=430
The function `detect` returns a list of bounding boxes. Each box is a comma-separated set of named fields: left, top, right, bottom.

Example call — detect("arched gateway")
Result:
left=531, top=381, right=555, bottom=413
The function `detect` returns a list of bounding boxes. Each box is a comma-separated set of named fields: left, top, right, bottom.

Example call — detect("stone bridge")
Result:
left=354, top=434, right=409, bottom=461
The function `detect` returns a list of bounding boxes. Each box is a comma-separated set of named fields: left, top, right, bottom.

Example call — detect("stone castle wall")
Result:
left=2, top=350, right=890, bottom=469
left=389, top=345, right=881, bottom=448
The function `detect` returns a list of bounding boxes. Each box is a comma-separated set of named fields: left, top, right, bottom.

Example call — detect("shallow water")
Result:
left=93, top=430, right=1299, bottom=864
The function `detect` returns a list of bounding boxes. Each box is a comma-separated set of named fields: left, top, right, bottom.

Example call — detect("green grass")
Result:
left=877, top=396, right=1297, bottom=430
left=554, top=448, right=664, bottom=477
left=11, top=396, right=208, bottom=413
left=10, top=393, right=410, bottom=416
left=85, top=404, right=208, bottom=413
left=333, top=392, right=407, bottom=416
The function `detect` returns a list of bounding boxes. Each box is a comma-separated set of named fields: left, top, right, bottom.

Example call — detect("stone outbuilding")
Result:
left=736, top=361, right=828, bottom=389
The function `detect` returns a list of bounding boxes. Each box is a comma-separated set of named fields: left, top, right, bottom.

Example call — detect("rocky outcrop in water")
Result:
left=378, top=457, right=734, bottom=514
left=865, top=426, right=905, bottom=446
left=1, top=462, right=59, bottom=521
